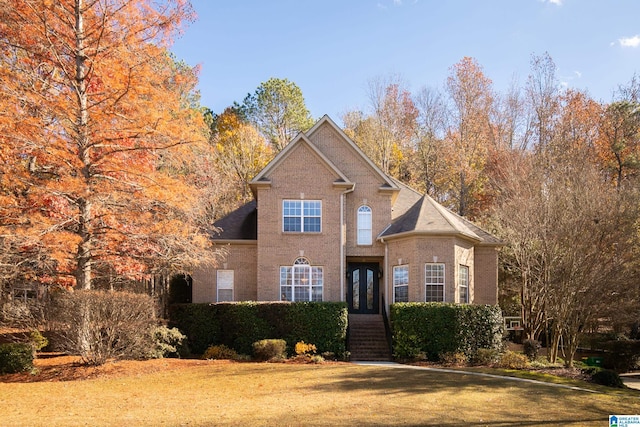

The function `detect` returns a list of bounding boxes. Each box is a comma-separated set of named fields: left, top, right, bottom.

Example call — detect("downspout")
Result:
left=340, top=183, right=356, bottom=302
left=379, top=235, right=389, bottom=313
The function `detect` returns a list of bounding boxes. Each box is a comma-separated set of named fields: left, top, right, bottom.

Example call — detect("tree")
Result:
left=243, top=78, right=314, bottom=152
left=412, top=86, right=448, bottom=198
left=526, top=52, right=560, bottom=149
left=596, top=100, right=640, bottom=188
left=0, top=0, right=217, bottom=291
left=444, top=57, right=494, bottom=217
left=208, top=107, right=272, bottom=212
left=490, top=147, right=639, bottom=366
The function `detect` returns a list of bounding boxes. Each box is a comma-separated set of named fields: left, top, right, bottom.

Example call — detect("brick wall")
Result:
left=192, top=243, right=257, bottom=303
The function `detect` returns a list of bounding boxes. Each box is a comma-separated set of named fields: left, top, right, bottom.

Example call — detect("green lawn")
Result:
left=1, top=361, right=638, bottom=426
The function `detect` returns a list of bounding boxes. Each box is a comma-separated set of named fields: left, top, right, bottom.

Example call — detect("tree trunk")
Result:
left=74, top=0, right=93, bottom=290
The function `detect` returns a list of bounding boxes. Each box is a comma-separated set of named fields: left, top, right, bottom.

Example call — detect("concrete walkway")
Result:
left=620, top=373, right=640, bottom=390
left=353, top=361, right=605, bottom=393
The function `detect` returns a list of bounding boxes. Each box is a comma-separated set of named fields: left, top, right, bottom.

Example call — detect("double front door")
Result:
left=347, top=263, right=379, bottom=314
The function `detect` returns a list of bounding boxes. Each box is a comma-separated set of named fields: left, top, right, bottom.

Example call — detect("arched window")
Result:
left=357, top=205, right=372, bottom=245
left=280, top=257, right=323, bottom=302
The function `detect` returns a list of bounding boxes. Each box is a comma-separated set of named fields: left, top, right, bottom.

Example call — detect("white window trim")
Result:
left=282, top=200, right=322, bottom=233
left=357, top=205, right=373, bottom=245
left=458, top=264, right=469, bottom=304
left=216, top=270, right=234, bottom=302
left=425, top=263, right=445, bottom=303
left=393, top=264, right=409, bottom=303
left=280, top=257, right=323, bottom=302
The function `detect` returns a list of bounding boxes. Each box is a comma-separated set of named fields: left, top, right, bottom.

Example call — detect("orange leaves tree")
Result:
left=0, top=0, right=216, bottom=291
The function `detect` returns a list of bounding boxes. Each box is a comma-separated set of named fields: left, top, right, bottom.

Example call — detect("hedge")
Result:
left=0, top=343, right=33, bottom=374
left=169, top=302, right=348, bottom=358
left=390, top=303, right=504, bottom=360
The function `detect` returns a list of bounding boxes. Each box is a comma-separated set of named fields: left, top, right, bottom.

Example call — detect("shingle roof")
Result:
left=210, top=200, right=257, bottom=240
left=380, top=194, right=503, bottom=245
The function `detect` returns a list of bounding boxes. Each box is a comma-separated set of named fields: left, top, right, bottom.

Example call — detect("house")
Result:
left=192, top=115, right=502, bottom=314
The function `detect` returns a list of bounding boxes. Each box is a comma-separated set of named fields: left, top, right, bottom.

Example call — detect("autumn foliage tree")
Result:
left=0, top=0, right=217, bottom=291
left=206, top=107, right=272, bottom=216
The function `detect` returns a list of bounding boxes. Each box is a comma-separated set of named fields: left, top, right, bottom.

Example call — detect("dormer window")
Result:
left=283, top=200, right=321, bottom=233
left=357, top=205, right=372, bottom=245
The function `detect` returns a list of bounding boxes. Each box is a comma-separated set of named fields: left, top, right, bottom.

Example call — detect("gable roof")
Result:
left=306, top=115, right=399, bottom=192
left=379, top=195, right=503, bottom=246
left=250, top=128, right=354, bottom=193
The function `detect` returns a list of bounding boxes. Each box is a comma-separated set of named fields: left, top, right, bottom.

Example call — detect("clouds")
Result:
left=539, top=0, right=562, bottom=5
left=617, top=35, right=640, bottom=48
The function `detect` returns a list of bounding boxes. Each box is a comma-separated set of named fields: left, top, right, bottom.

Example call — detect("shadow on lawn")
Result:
left=307, top=365, right=616, bottom=426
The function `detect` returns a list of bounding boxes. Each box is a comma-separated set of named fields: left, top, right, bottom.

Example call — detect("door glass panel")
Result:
left=352, top=270, right=359, bottom=310
left=366, top=268, right=374, bottom=310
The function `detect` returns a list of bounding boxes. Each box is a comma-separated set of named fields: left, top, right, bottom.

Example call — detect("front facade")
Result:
left=192, top=115, right=501, bottom=313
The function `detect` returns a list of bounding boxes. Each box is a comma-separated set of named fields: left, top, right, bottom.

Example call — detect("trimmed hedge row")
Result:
left=390, top=303, right=504, bottom=360
left=169, top=302, right=348, bottom=357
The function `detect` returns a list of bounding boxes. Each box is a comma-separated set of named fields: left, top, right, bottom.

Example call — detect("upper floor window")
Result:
left=458, top=265, right=469, bottom=304
left=425, top=263, right=445, bottom=302
left=280, top=257, right=323, bottom=302
left=393, top=265, right=409, bottom=303
left=357, top=205, right=372, bottom=245
left=283, top=200, right=321, bottom=233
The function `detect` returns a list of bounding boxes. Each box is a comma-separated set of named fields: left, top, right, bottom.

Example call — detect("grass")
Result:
left=0, top=358, right=638, bottom=426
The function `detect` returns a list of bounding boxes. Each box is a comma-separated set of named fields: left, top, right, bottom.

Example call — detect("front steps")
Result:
left=348, top=314, right=392, bottom=362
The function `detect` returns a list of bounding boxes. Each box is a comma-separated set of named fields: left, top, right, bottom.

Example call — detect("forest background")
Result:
left=1, top=1, right=639, bottom=366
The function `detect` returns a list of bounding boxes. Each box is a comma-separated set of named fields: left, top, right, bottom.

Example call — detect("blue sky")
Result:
left=171, top=0, right=640, bottom=121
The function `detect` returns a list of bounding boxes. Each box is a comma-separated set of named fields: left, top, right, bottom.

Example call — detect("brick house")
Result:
left=192, top=115, right=502, bottom=314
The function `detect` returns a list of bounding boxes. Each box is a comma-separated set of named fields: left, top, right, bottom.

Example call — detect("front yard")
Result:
left=0, top=355, right=638, bottom=426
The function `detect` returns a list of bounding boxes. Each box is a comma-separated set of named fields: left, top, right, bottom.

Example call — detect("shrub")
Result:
left=522, top=339, right=541, bottom=361
left=29, top=330, right=48, bottom=354
left=253, top=339, right=287, bottom=361
left=169, top=302, right=348, bottom=358
left=168, top=304, right=219, bottom=355
left=439, top=352, right=467, bottom=367
left=0, top=343, right=34, bottom=374
left=498, top=351, right=529, bottom=369
left=202, top=344, right=238, bottom=360
left=591, top=369, right=624, bottom=388
left=390, top=303, right=504, bottom=361
left=47, top=290, right=156, bottom=365
left=600, top=340, right=640, bottom=372
left=471, top=348, right=501, bottom=366
left=149, top=326, right=187, bottom=359
left=295, top=341, right=317, bottom=356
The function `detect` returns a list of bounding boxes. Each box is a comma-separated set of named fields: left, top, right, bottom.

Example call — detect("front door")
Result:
left=347, top=263, right=379, bottom=314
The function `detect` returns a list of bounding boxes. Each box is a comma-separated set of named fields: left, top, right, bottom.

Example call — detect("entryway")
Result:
left=346, top=262, right=379, bottom=314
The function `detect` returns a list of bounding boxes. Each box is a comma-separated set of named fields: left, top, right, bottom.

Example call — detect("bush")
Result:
left=295, top=341, right=317, bottom=356
left=202, top=344, right=238, bottom=360
left=591, top=369, right=624, bottom=388
left=29, top=330, right=48, bottom=353
left=0, top=343, right=34, bottom=374
left=439, top=352, right=467, bottom=367
left=523, top=339, right=541, bottom=361
left=498, top=351, right=529, bottom=369
left=600, top=340, right=640, bottom=372
left=253, top=339, right=287, bottom=361
left=169, top=302, right=348, bottom=358
left=390, top=303, right=504, bottom=361
left=471, top=348, right=501, bottom=366
left=47, top=290, right=157, bottom=365
left=149, top=326, right=187, bottom=359
left=168, top=304, right=219, bottom=355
